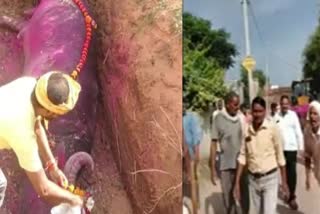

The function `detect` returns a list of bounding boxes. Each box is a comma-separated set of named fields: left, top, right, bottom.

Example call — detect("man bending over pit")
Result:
left=0, top=71, right=85, bottom=208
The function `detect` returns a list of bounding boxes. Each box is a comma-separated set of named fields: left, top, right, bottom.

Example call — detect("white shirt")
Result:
left=276, top=110, right=304, bottom=151
left=267, top=113, right=280, bottom=124
left=212, top=109, right=222, bottom=120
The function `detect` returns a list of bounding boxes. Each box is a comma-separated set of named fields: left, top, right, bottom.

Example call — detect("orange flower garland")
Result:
left=71, top=0, right=97, bottom=80
left=67, top=184, right=89, bottom=197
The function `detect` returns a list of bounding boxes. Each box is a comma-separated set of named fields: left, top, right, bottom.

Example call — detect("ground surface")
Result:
left=91, top=0, right=182, bottom=213
left=0, top=0, right=182, bottom=213
left=195, top=161, right=320, bottom=214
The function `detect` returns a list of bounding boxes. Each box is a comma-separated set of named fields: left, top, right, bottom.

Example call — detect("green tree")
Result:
left=183, top=13, right=237, bottom=111
left=240, top=67, right=267, bottom=104
left=183, top=40, right=226, bottom=111
left=302, top=22, right=320, bottom=79
left=183, top=12, right=238, bottom=69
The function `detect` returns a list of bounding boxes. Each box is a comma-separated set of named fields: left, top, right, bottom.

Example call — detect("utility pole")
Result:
left=242, top=0, right=251, bottom=56
left=241, top=0, right=255, bottom=103
left=265, top=55, right=269, bottom=112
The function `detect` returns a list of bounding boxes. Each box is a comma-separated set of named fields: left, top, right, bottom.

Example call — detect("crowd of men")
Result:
left=183, top=91, right=320, bottom=214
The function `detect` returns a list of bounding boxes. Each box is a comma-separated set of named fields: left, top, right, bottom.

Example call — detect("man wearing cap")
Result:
left=0, top=71, right=84, bottom=208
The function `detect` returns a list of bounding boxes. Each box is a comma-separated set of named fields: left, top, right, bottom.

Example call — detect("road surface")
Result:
left=193, top=160, right=320, bottom=214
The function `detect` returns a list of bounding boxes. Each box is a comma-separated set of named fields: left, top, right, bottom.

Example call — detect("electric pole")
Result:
left=265, top=55, right=269, bottom=112
left=241, top=0, right=255, bottom=103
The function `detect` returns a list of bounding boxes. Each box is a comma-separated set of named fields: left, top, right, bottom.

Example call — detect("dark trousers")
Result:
left=220, top=169, right=249, bottom=214
left=284, top=151, right=297, bottom=201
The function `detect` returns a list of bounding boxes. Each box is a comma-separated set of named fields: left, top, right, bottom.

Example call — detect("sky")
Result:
left=183, top=0, right=319, bottom=86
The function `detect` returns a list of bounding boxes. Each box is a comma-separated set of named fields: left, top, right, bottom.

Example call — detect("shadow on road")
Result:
left=277, top=204, right=304, bottom=214
left=204, top=193, right=225, bottom=214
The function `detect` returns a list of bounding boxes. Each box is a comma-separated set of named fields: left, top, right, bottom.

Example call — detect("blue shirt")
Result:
left=183, top=111, right=203, bottom=159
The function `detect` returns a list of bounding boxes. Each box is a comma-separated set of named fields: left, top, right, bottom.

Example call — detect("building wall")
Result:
left=265, top=87, right=292, bottom=105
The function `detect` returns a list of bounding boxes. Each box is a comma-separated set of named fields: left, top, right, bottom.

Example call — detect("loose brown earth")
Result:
left=0, top=0, right=182, bottom=213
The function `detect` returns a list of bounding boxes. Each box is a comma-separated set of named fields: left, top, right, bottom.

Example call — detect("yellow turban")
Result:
left=35, top=71, right=81, bottom=115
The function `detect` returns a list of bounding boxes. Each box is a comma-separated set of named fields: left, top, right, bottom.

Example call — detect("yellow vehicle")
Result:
left=291, top=78, right=313, bottom=105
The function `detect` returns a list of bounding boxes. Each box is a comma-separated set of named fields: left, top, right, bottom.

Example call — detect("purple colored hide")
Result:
left=0, top=32, right=24, bottom=85
left=13, top=0, right=98, bottom=213
left=21, top=0, right=98, bottom=141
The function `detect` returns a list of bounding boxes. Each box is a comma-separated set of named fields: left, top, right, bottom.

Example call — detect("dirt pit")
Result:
left=0, top=0, right=182, bottom=213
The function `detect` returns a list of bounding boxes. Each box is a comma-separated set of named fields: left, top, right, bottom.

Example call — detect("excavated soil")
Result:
left=0, top=0, right=182, bottom=213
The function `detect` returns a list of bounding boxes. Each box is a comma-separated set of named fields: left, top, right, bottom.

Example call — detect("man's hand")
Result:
left=211, top=169, right=216, bottom=186
left=306, top=177, right=311, bottom=191
left=305, top=157, right=312, bottom=191
left=233, top=184, right=241, bottom=202
left=25, top=169, right=83, bottom=207
left=49, top=168, right=69, bottom=188
left=71, top=195, right=84, bottom=207
left=280, top=181, right=290, bottom=200
left=209, top=141, right=217, bottom=186
left=297, top=150, right=305, bottom=164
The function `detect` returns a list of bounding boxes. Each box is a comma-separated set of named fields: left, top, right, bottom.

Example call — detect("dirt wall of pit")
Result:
left=91, top=0, right=182, bottom=213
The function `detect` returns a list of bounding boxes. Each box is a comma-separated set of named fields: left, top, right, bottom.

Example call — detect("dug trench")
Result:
left=0, top=0, right=182, bottom=213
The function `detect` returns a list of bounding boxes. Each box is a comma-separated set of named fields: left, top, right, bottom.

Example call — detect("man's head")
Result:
left=280, top=95, right=290, bottom=114
left=252, top=96, right=266, bottom=125
left=224, top=91, right=240, bottom=116
left=309, top=101, right=320, bottom=129
left=34, top=71, right=81, bottom=120
left=47, top=73, right=70, bottom=104
left=217, top=100, right=223, bottom=110
left=240, top=103, right=248, bottom=115
left=270, top=102, right=278, bottom=114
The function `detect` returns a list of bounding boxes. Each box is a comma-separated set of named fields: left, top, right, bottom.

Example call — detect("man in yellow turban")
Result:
left=0, top=71, right=84, bottom=208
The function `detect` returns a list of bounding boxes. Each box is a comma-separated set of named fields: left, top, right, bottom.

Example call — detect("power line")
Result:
left=247, top=1, right=301, bottom=73
left=248, top=1, right=300, bottom=70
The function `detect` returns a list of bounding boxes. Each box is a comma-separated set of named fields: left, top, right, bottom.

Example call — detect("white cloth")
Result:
left=268, top=113, right=280, bottom=124
left=183, top=204, right=190, bottom=214
left=276, top=110, right=304, bottom=151
left=51, top=197, right=94, bottom=214
left=220, top=108, right=239, bottom=122
left=308, top=101, right=320, bottom=123
left=51, top=204, right=82, bottom=214
left=212, top=109, right=221, bottom=120
left=0, top=169, right=7, bottom=207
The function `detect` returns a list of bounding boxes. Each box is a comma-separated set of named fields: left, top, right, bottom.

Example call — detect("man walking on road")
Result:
left=277, top=95, right=304, bottom=210
left=303, top=101, right=320, bottom=189
left=234, top=97, right=289, bottom=214
left=210, top=91, right=249, bottom=214
left=212, top=99, right=224, bottom=120
left=183, top=100, right=203, bottom=213
left=183, top=101, right=202, bottom=164
left=268, top=102, right=279, bottom=123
